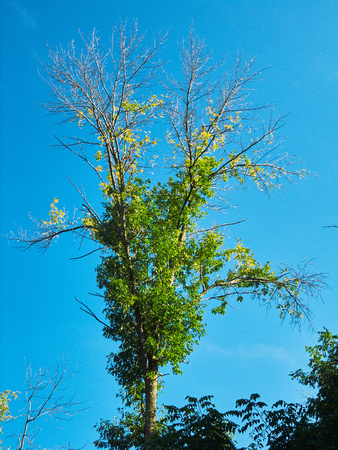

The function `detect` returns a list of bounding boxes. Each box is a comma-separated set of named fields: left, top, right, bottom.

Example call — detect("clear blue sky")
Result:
left=1, top=0, right=337, bottom=448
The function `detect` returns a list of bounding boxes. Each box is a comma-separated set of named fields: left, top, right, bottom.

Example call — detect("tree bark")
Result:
left=144, top=356, right=158, bottom=446
left=133, top=304, right=158, bottom=444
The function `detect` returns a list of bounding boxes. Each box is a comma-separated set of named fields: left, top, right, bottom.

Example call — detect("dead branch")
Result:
left=4, top=358, right=86, bottom=450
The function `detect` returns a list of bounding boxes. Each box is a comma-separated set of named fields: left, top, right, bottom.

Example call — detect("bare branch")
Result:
left=5, top=359, right=86, bottom=450
left=75, top=297, right=114, bottom=333
left=200, top=261, right=326, bottom=328
left=187, top=220, right=247, bottom=236
left=8, top=222, right=95, bottom=252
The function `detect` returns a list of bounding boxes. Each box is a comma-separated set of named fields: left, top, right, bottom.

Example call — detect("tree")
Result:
left=13, top=22, right=324, bottom=446
left=151, top=396, right=237, bottom=449
left=2, top=359, right=83, bottom=449
left=231, top=329, right=338, bottom=449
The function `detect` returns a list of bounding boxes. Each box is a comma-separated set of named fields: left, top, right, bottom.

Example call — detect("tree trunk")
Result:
left=144, top=356, right=158, bottom=447
left=133, top=305, right=158, bottom=445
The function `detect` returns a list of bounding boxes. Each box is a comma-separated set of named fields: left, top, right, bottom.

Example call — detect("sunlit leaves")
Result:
left=0, top=390, right=18, bottom=422
left=121, top=94, right=163, bottom=115
left=40, top=198, right=66, bottom=230
left=95, top=150, right=102, bottom=161
left=0, top=390, right=18, bottom=443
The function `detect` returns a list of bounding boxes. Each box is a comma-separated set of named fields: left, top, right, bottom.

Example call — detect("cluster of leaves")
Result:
left=40, top=197, right=67, bottom=230
left=151, top=396, right=237, bottom=449
left=94, top=411, right=145, bottom=450
left=0, top=390, right=18, bottom=444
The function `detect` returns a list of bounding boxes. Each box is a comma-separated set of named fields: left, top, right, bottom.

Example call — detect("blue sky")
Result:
left=1, top=0, right=337, bottom=448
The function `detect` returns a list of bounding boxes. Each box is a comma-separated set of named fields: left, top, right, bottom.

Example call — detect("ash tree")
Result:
left=14, top=23, right=324, bottom=447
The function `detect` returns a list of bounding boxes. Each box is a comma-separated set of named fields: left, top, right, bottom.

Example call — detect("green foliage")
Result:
left=0, top=390, right=18, bottom=445
left=94, top=411, right=145, bottom=450
left=95, top=396, right=237, bottom=449
left=229, top=329, right=338, bottom=449
left=151, top=396, right=237, bottom=449
left=290, top=328, right=338, bottom=447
